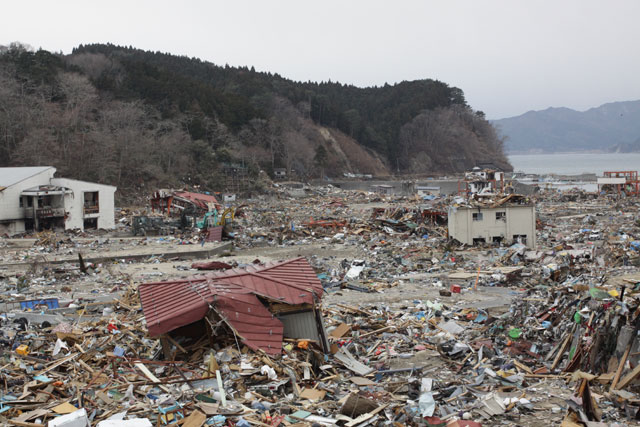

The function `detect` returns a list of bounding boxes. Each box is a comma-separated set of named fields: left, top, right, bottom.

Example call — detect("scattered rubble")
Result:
left=2, top=183, right=640, bottom=426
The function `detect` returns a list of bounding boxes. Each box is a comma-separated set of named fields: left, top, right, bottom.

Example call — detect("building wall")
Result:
left=0, top=220, right=25, bottom=236
left=0, top=169, right=56, bottom=222
left=51, top=178, right=117, bottom=230
left=448, top=205, right=536, bottom=248
left=0, top=169, right=56, bottom=235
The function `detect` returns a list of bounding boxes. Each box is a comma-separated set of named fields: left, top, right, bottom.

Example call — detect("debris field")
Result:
left=1, top=186, right=640, bottom=426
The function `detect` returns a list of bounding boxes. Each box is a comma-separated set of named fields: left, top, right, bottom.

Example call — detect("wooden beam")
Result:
left=616, top=361, right=640, bottom=390
left=7, top=422, right=45, bottom=427
left=551, top=334, right=571, bottom=371
left=610, top=344, right=631, bottom=392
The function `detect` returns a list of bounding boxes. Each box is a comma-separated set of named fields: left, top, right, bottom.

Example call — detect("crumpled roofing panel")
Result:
left=138, top=257, right=321, bottom=354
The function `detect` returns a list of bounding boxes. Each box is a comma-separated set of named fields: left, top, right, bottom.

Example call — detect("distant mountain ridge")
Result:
left=492, top=100, right=640, bottom=153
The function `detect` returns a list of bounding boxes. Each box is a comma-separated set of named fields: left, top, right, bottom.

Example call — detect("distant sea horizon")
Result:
left=508, top=152, right=640, bottom=176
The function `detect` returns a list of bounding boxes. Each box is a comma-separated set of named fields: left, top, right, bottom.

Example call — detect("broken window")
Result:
left=493, top=236, right=503, bottom=244
left=513, top=234, right=527, bottom=245
left=84, top=192, right=99, bottom=214
left=472, top=212, right=483, bottom=221
left=472, top=237, right=486, bottom=245
left=495, top=212, right=506, bottom=221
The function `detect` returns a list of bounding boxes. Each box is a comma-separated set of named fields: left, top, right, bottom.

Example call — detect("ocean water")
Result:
left=508, top=153, right=640, bottom=175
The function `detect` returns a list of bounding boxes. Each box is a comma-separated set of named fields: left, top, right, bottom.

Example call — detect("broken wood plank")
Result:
left=513, top=360, right=533, bottom=374
left=551, top=335, right=571, bottom=371
left=329, top=323, right=351, bottom=339
left=611, top=344, right=632, bottom=392
left=616, top=360, right=640, bottom=390
left=182, top=410, right=207, bottom=427
left=134, top=362, right=170, bottom=393
left=344, top=403, right=388, bottom=427
left=357, top=326, right=393, bottom=339
left=7, top=422, right=45, bottom=427
left=36, top=353, right=79, bottom=376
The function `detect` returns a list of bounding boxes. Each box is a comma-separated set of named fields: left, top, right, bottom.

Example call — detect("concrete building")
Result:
left=448, top=204, right=536, bottom=249
left=0, top=167, right=116, bottom=235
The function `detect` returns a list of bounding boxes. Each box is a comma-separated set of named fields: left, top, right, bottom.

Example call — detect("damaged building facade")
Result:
left=458, top=167, right=506, bottom=195
left=448, top=202, right=536, bottom=248
left=150, top=189, right=221, bottom=216
left=0, top=167, right=116, bottom=235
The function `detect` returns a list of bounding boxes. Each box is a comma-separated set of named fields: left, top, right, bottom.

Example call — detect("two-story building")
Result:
left=448, top=200, right=536, bottom=249
left=0, top=167, right=116, bottom=235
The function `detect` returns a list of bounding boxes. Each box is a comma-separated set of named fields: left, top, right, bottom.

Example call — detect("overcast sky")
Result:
left=2, top=0, right=639, bottom=119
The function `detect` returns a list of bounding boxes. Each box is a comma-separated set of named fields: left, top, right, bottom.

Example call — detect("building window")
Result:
left=492, top=236, right=503, bottom=244
left=472, top=212, right=483, bottom=221
left=495, top=212, right=506, bottom=221
left=473, top=237, right=486, bottom=245
left=513, top=234, right=527, bottom=245
left=19, top=197, right=24, bottom=208
left=84, top=192, right=100, bottom=214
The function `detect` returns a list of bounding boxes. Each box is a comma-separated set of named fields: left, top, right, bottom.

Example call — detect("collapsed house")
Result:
left=138, top=257, right=328, bottom=356
left=448, top=193, right=537, bottom=248
left=458, top=167, right=506, bottom=195
left=0, top=166, right=116, bottom=235
left=150, top=189, right=221, bottom=216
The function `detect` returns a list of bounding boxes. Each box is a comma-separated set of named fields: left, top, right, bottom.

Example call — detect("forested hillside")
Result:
left=0, top=43, right=511, bottom=194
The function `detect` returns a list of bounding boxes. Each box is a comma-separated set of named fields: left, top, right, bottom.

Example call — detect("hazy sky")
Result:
left=2, top=0, right=639, bottom=119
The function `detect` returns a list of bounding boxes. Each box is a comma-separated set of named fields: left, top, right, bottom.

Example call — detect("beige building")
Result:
left=448, top=204, right=536, bottom=248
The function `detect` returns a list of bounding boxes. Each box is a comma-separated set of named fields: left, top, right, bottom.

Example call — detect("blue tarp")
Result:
left=20, top=298, right=59, bottom=310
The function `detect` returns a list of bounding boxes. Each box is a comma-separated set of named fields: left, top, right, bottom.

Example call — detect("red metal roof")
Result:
left=173, top=191, right=219, bottom=210
left=197, top=257, right=323, bottom=305
left=212, top=285, right=284, bottom=354
left=138, top=257, right=322, bottom=355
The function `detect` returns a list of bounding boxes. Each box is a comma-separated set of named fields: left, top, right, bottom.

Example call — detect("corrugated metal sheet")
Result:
left=140, top=280, right=211, bottom=336
left=212, top=285, right=283, bottom=355
left=196, top=257, right=323, bottom=305
left=138, top=257, right=322, bottom=355
left=278, top=311, right=320, bottom=342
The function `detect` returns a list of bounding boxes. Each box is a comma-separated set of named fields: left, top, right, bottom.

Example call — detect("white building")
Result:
left=0, top=167, right=116, bottom=235
left=448, top=204, right=536, bottom=249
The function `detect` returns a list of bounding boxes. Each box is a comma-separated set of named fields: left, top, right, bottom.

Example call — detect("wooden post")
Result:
left=610, top=344, right=632, bottom=392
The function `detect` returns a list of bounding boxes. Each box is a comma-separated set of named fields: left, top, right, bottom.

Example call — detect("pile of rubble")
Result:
left=3, top=185, right=640, bottom=425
